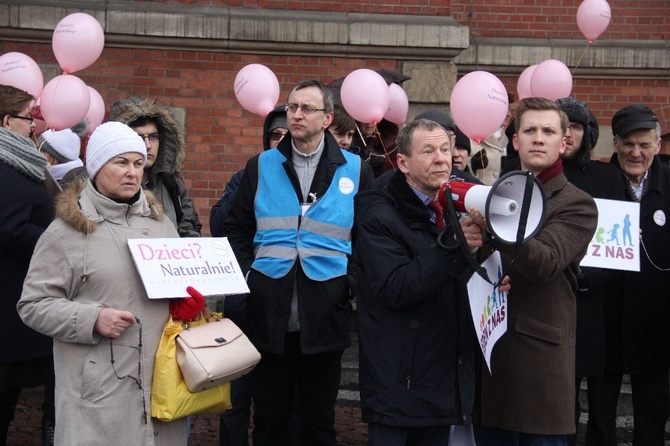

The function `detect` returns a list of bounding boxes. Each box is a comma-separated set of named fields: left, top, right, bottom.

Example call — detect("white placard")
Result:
left=580, top=198, right=640, bottom=272
left=467, top=251, right=508, bottom=373
left=127, top=237, right=250, bottom=299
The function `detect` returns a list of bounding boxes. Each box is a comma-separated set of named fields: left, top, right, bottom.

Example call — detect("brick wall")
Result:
left=128, top=0, right=670, bottom=40
left=451, top=0, right=670, bottom=40
left=0, top=40, right=401, bottom=232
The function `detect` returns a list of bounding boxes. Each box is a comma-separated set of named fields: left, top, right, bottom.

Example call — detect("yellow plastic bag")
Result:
left=151, top=313, right=232, bottom=422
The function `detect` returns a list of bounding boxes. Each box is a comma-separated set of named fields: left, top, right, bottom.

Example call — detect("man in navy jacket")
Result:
left=353, top=118, right=501, bottom=445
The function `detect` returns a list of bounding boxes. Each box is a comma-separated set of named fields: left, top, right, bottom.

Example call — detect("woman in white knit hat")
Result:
left=39, top=128, right=84, bottom=183
left=18, top=121, right=190, bottom=445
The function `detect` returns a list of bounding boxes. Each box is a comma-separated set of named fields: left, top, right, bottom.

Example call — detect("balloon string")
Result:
left=373, top=124, right=397, bottom=172
left=354, top=122, right=367, bottom=147
left=571, top=42, right=591, bottom=76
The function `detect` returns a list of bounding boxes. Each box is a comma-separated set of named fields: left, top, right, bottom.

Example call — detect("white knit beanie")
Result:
left=85, top=122, right=147, bottom=179
left=40, top=129, right=81, bottom=163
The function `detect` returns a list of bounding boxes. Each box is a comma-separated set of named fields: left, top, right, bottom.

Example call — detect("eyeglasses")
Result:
left=10, top=115, right=34, bottom=124
left=110, top=318, right=147, bottom=424
left=137, top=133, right=160, bottom=143
left=284, top=103, right=326, bottom=115
left=269, top=131, right=287, bottom=142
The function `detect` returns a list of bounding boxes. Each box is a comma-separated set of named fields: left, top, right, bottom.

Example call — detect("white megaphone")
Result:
left=439, top=171, right=546, bottom=244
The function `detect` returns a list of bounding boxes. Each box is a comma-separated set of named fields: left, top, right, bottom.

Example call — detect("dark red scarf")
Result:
left=535, top=158, right=563, bottom=184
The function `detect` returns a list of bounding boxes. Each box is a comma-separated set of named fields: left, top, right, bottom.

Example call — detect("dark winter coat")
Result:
left=563, top=159, right=626, bottom=377
left=223, top=132, right=374, bottom=354
left=353, top=170, right=477, bottom=427
left=0, top=160, right=54, bottom=363
left=607, top=155, right=670, bottom=373
left=477, top=173, right=598, bottom=435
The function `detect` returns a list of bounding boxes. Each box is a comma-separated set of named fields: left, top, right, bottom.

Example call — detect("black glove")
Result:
left=576, top=268, right=590, bottom=292
left=471, top=149, right=489, bottom=172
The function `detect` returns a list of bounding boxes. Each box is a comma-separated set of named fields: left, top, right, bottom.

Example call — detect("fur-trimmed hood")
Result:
left=56, top=179, right=164, bottom=234
left=107, top=98, right=186, bottom=180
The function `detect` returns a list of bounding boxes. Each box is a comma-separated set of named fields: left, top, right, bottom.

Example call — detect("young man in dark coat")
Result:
left=223, top=79, right=374, bottom=446
left=587, top=104, right=670, bottom=446
left=555, top=97, right=627, bottom=445
left=353, top=118, right=509, bottom=445
left=108, top=98, right=202, bottom=237
left=473, top=98, right=598, bottom=445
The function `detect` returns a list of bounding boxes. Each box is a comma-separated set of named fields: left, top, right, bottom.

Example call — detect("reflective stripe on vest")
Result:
left=252, top=148, right=361, bottom=281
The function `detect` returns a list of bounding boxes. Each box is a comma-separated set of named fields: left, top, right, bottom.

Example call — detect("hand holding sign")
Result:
left=170, top=286, right=206, bottom=321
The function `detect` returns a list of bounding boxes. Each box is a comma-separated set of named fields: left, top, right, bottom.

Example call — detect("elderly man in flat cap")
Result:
left=587, top=104, right=670, bottom=446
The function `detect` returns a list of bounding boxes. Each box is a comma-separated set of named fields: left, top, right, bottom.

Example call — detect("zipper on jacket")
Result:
left=406, top=376, right=411, bottom=390
left=125, top=205, right=132, bottom=226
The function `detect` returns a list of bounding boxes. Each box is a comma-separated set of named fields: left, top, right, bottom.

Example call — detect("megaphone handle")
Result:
left=514, top=172, right=536, bottom=248
left=440, top=186, right=494, bottom=285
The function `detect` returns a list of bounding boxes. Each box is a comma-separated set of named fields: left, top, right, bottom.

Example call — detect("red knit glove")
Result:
left=169, top=286, right=206, bottom=321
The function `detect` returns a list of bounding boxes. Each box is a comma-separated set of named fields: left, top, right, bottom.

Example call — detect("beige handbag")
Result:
left=175, top=317, right=261, bottom=392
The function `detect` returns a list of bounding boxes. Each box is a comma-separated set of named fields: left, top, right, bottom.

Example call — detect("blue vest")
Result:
left=252, top=148, right=361, bottom=281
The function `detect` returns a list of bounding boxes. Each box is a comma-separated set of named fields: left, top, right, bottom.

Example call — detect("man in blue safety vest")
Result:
left=223, top=79, right=374, bottom=446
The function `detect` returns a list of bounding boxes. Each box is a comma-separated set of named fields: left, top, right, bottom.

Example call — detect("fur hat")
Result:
left=39, top=129, right=81, bottom=163
left=86, top=122, right=147, bottom=179
left=556, top=97, right=599, bottom=167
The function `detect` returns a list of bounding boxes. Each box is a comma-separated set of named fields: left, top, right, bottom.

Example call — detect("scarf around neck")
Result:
left=535, top=158, right=563, bottom=184
left=0, top=128, right=47, bottom=181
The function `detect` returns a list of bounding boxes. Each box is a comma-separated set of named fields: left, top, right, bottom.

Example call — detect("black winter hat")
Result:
left=414, top=110, right=455, bottom=132
left=453, top=126, right=471, bottom=154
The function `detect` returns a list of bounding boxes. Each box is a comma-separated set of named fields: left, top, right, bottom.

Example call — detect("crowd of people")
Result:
left=0, top=72, right=668, bottom=446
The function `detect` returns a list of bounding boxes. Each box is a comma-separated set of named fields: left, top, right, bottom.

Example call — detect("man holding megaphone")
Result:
left=352, top=118, right=510, bottom=445
left=472, top=98, right=598, bottom=446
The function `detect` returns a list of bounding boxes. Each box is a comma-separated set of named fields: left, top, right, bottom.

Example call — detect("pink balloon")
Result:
left=0, top=52, right=44, bottom=98
left=234, top=64, right=280, bottom=117
left=516, top=65, right=537, bottom=100
left=52, top=13, right=105, bottom=73
left=85, top=86, right=105, bottom=136
left=340, top=69, right=390, bottom=125
left=577, top=0, right=611, bottom=43
left=530, top=59, right=573, bottom=101
left=384, top=84, right=409, bottom=125
left=449, top=71, right=509, bottom=145
left=40, top=75, right=90, bottom=130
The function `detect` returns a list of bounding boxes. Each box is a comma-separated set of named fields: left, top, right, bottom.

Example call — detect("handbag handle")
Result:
left=183, top=308, right=220, bottom=329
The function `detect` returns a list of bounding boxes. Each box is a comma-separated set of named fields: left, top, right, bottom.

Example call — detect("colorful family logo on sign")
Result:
left=128, top=238, right=250, bottom=298
left=581, top=198, right=640, bottom=272
left=467, top=252, right=508, bottom=372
